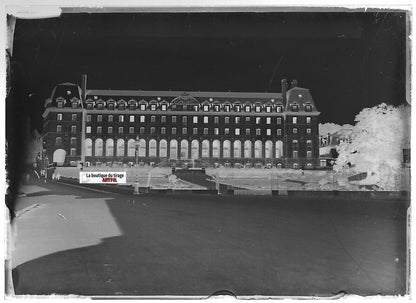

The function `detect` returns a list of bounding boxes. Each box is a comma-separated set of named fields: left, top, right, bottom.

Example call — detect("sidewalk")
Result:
left=9, top=183, right=122, bottom=270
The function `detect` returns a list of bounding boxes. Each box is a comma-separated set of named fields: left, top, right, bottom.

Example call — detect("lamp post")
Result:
left=135, top=135, right=140, bottom=166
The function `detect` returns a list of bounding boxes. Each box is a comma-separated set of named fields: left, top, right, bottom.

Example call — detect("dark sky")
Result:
left=11, top=11, right=408, bottom=129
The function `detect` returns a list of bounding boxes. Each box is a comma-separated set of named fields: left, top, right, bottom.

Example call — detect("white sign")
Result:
left=79, top=172, right=127, bottom=184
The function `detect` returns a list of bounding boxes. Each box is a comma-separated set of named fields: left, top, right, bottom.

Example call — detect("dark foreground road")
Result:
left=11, top=181, right=409, bottom=297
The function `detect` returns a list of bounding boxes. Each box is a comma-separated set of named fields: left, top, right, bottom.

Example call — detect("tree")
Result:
left=333, top=103, right=411, bottom=190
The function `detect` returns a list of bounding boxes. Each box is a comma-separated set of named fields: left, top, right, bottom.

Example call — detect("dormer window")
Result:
left=140, top=104, right=146, bottom=111
left=203, top=105, right=209, bottom=112
left=150, top=104, right=157, bottom=111
left=193, top=105, right=199, bottom=111
left=305, top=104, right=312, bottom=112
left=171, top=104, right=177, bottom=110
left=86, top=103, right=93, bottom=109
left=245, top=105, right=251, bottom=112
left=57, top=100, right=64, bottom=108
left=213, top=104, right=220, bottom=112
left=128, top=100, right=137, bottom=110
left=119, top=103, right=126, bottom=110
left=224, top=105, right=230, bottom=112
left=266, top=106, right=271, bottom=113
left=71, top=102, right=78, bottom=109
left=161, top=104, right=167, bottom=111
left=291, top=104, right=299, bottom=112
left=255, top=105, right=261, bottom=113
left=97, top=103, right=104, bottom=110
left=108, top=103, right=115, bottom=110
left=276, top=105, right=283, bottom=113
left=234, top=105, right=241, bottom=112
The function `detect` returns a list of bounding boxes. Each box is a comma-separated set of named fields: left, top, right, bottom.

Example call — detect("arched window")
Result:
left=265, top=140, right=273, bottom=158
left=116, top=139, right=125, bottom=157
left=149, top=139, right=157, bottom=157
left=191, top=139, right=199, bottom=159
left=276, top=140, right=283, bottom=158
left=105, top=139, right=114, bottom=157
left=159, top=139, right=168, bottom=158
left=180, top=139, right=189, bottom=159
left=223, top=140, right=231, bottom=158
left=233, top=140, right=241, bottom=158
left=244, top=140, right=252, bottom=158
left=53, top=149, right=66, bottom=165
left=95, top=139, right=103, bottom=157
left=84, top=138, right=92, bottom=156
left=254, top=140, right=262, bottom=158
left=138, top=139, right=146, bottom=157
left=127, top=139, right=136, bottom=157
left=212, top=140, right=220, bottom=158
left=202, top=140, right=210, bottom=158
left=170, top=139, right=178, bottom=159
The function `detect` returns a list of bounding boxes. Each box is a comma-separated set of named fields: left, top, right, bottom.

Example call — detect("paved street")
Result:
left=10, top=181, right=409, bottom=297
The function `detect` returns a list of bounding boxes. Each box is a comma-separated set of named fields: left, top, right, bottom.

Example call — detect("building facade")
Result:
left=42, top=76, right=320, bottom=169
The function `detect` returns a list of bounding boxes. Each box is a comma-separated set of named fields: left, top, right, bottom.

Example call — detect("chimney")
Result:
left=281, top=79, right=288, bottom=103
left=81, top=74, right=87, bottom=101
left=291, top=79, right=298, bottom=89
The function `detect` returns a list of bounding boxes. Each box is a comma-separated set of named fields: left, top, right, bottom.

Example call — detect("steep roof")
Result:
left=284, top=87, right=318, bottom=112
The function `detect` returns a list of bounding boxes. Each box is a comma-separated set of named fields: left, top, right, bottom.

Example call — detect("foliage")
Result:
left=333, top=103, right=411, bottom=190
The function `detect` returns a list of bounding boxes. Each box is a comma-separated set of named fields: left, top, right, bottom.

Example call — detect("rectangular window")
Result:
left=256, top=117, right=261, bottom=124
left=70, top=148, right=76, bottom=156
left=71, top=126, right=76, bottom=133
left=161, top=116, right=166, bottom=123
left=214, top=128, right=219, bottom=135
left=161, top=127, right=166, bottom=134
left=203, top=116, right=209, bottom=123
left=306, top=140, right=312, bottom=149
left=172, top=116, right=177, bottom=123
left=307, top=151, right=312, bottom=158
left=266, top=117, right=271, bottom=124
left=214, top=116, right=219, bottom=124
left=276, top=106, right=282, bottom=113
left=277, top=129, right=282, bottom=136
left=140, top=115, right=145, bottom=123
left=140, top=104, right=146, bottom=111
left=214, top=105, right=220, bottom=112
left=86, top=126, right=91, bottom=134
left=55, top=137, right=62, bottom=145
left=140, top=127, right=145, bottom=134
left=204, top=128, right=208, bottom=135
left=291, top=105, right=299, bottom=112
left=292, top=140, right=298, bottom=150
left=150, top=116, right=156, bottom=123
left=277, top=117, right=282, bottom=124
left=57, top=113, right=62, bottom=121
left=246, top=128, right=250, bottom=136
left=151, top=127, right=155, bottom=134
left=292, top=117, right=297, bottom=124
left=306, top=117, right=311, bottom=124
left=203, top=105, right=209, bottom=112
left=86, top=115, right=91, bottom=122
left=235, top=128, right=240, bottom=135
left=224, top=128, right=229, bottom=135
left=235, top=116, right=241, bottom=124
left=119, top=127, right=124, bottom=134
left=72, top=114, right=77, bottom=121
left=108, top=115, right=113, bottom=122
left=129, top=127, right=134, bottom=134
left=57, top=101, right=64, bottom=108
left=129, top=115, right=135, bottom=122
left=97, top=126, right=102, bottom=134
left=293, top=151, right=298, bottom=158
left=172, top=127, right=177, bottom=135
left=193, top=116, right=198, bottom=123
left=245, top=105, right=251, bottom=112
left=307, top=128, right=312, bottom=134
left=150, top=104, right=156, bottom=111
left=245, top=116, right=250, bottom=123
left=119, top=115, right=124, bottom=122
left=97, top=103, right=103, bottom=110
left=224, top=105, right=230, bottom=112
left=182, top=116, right=187, bottom=123
left=193, top=105, right=199, bottom=111
left=161, top=104, right=167, bottom=111
left=97, top=115, right=103, bottom=122
left=225, top=117, right=230, bottom=124
left=305, top=105, right=312, bottom=112
left=182, top=127, right=187, bottom=135
left=193, top=128, right=198, bottom=135
left=70, top=137, right=76, bottom=145
left=118, top=103, right=126, bottom=110
left=235, top=105, right=241, bottom=112
left=293, top=128, right=298, bottom=134
left=266, top=129, right=271, bottom=136
left=107, top=127, right=111, bottom=134
left=108, top=103, right=114, bottom=110
left=256, top=128, right=261, bottom=135
left=266, top=106, right=271, bottom=113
